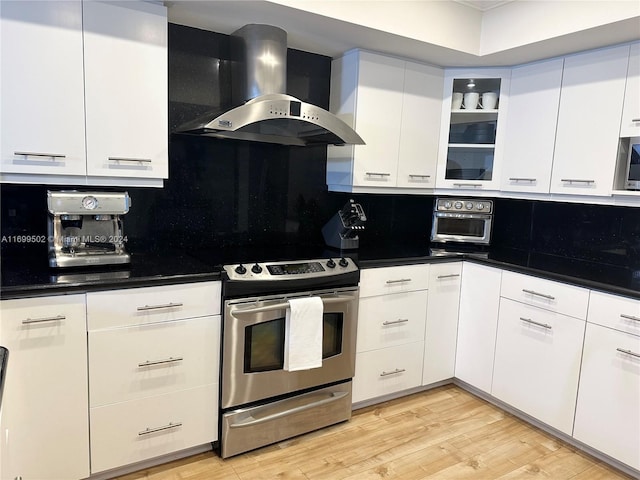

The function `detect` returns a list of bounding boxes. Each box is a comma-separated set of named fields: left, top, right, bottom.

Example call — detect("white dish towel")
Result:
left=284, top=296, right=324, bottom=371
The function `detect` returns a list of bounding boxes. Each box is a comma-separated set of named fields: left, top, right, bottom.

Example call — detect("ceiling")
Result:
left=166, top=1, right=640, bottom=67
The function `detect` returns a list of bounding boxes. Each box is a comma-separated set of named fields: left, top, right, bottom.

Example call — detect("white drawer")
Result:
left=359, top=264, right=430, bottom=298
left=89, top=315, right=220, bottom=407
left=500, top=271, right=589, bottom=319
left=353, top=341, right=424, bottom=403
left=356, top=291, right=427, bottom=353
left=89, top=383, right=218, bottom=474
left=588, top=290, right=640, bottom=336
left=87, top=281, right=221, bottom=330
left=0, top=294, right=86, bottom=330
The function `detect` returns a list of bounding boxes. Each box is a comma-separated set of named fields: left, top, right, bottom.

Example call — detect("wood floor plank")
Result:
left=114, top=385, right=635, bottom=480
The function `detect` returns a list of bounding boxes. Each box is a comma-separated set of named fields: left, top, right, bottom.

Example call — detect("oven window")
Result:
left=437, top=217, right=485, bottom=237
left=244, top=313, right=344, bottom=373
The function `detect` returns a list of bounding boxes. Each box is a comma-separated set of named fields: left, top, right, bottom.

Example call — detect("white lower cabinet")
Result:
left=422, top=262, right=462, bottom=385
left=491, top=298, right=586, bottom=435
left=454, top=262, right=502, bottom=393
left=0, top=295, right=90, bottom=480
left=573, top=315, right=640, bottom=470
left=87, top=281, right=221, bottom=475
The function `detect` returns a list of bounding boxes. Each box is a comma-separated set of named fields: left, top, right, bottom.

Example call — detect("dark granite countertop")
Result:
left=1, top=243, right=638, bottom=300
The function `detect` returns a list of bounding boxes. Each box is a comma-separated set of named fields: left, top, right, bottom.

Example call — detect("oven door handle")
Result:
left=228, top=391, right=350, bottom=428
left=231, top=296, right=355, bottom=316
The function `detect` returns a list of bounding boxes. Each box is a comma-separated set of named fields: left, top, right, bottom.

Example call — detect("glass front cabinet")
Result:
left=436, top=69, right=511, bottom=191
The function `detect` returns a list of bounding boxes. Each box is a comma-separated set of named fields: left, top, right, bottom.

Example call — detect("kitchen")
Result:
left=0, top=0, right=639, bottom=479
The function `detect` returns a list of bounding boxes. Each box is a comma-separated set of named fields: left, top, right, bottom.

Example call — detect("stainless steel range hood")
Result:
left=176, top=24, right=364, bottom=147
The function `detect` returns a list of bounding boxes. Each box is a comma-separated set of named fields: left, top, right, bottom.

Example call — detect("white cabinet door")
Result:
left=423, top=262, right=461, bottom=385
left=492, top=298, right=586, bottom=435
left=0, top=1, right=86, bottom=177
left=620, top=42, right=640, bottom=137
left=396, top=61, right=443, bottom=188
left=84, top=1, right=168, bottom=179
left=501, top=58, right=563, bottom=193
left=551, top=44, right=630, bottom=196
left=0, top=295, right=90, bottom=480
left=573, top=323, right=640, bottom=470
left=454, top=262, right=502, bottom=393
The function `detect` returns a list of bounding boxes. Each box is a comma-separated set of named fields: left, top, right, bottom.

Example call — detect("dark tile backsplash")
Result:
left=1, top=23, right=638, bottom=273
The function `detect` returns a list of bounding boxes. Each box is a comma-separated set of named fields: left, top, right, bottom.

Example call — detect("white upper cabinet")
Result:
left=550, top=44, right=630, bottom=196
left=84, top=1, right=168, bottom=180
left=0, top=1, right=87, bottom=177
left=436, top=68, right=511, bottom=192
left=327, top=49, right=443, bottom=193
left=620, top=42, right=640, bottom=138
left=501, top=58, right=563, bottom=194
left=0, top=0, right=168, bottom=186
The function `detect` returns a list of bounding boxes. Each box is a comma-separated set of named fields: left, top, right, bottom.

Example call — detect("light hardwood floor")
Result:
left=115, top=385, right=634, bottom=480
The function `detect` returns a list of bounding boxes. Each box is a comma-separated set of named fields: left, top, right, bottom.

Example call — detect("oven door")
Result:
left=221, top=287, right=358, bottom=410
left=431, top=212, right=492, bottom=244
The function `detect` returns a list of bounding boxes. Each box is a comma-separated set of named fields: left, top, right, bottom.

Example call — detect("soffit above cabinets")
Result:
left=166, top=0, right=640, bottom=67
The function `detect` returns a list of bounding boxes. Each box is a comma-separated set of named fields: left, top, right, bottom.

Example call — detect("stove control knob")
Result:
left=443, top=201, right=452, bottom=209
left=465, top=202, right=474, bottom=210
left=326, top=258, right=336, bottom=268
left=339, top=257, right=349, bottom=268
left=251, top=263, right=263, bottom=274
left=235, top=264, right=247, bottom=275
left=454, top=201, right=463, bottom=209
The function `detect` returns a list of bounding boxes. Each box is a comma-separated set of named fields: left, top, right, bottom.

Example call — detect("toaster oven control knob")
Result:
left=235, top=264, right=247, bottom=275
left=466, top=202, right=474, bottom=210
left=251, top=263, right=263, bottom=274
left=476, top=202, right=485, bottom=210
left=443, top=201, right=452, bottom=209
left=339, top=257, right=349, bottom=268
left=326, top=258, right=336, bottom=268
left=454, top=201, right=463, bottom=209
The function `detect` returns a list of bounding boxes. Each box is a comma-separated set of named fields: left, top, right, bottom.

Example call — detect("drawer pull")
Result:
left=108, top=156, right=153, bottom=163
left=22, top=314, right=66, bottom=325
left=453, top=183, right=482, bottom=188
left=137, top=302, right=184, bottom=311
left=382, top=319, right=409, bottom=326
left=408, top=174, right=431, bottom=179
left=631, top=118, right=640, bottom=122
left=386, top=278, right=412, bottom=284
left=138, top=356, right=184, bottom=368
left=522, top=289, right=555, bottom=300
left=380, top=368, right=406, bottom=377
left=620, top=313, right=640, bottom=322
left=15, top=151, right=66, bottom=159
left=437, top=274, right=460, bottom=279
left=138, top=422, right=182, bottom=436
left=616, top=348, right=640, bottom=359
left=560, top=178, right=595, bottom=185
left=509, top=177, right=537, bottom=183
left=520, top=317, right=552, bottom=330
left=365, top=172, right=391, bottom=177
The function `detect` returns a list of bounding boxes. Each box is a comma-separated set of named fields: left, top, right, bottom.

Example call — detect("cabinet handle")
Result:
left=108, top=157, right=153, bottom=163
left=437, top=274, right=460, bottom=279
left=560, top=179, right=595, bottom=185
left=386, top=278, right=412, bottom=284
left=22, top=314, right=66, bottom=325
left=620, top=313, right=640, bottom=322
left=14, top=151, right=65, bottom=159
left=616, top=348, right=640, bottom=359
left=631, top=118, right=640, bottom=122
left=519, top=317, right=552, bottom=330
left=137, top=302, right=184, bottom=311
left=453, top=183, right=482, bottom=188
left=509, top=177, right=537, bottom=183
left=365, top=172, right=391, bottom=177
left=138, top=422, right=182, bottom=436
left=380, top=368, right=406, bottom=377
left=382, top=319, right=409, bottom=326
left=138, top=356, right=184, bottom=368
left=522, top=289, right=555, bottom=300
left=408, top=174, right=431, bottom=179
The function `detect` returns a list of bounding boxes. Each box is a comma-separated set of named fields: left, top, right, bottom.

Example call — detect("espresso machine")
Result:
left=47, top=191, right=131, bottom=268
left=322, top=199, right=367, bottom=250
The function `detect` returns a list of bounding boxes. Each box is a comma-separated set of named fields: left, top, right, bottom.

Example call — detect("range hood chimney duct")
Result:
left=176, top=24, right=364, bottom=147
